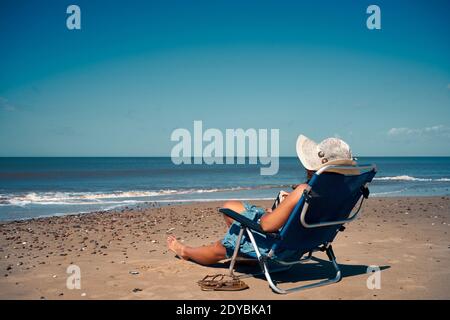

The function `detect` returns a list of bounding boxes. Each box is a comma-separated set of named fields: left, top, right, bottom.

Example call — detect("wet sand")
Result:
left=0, top=196, right=449, bottom=299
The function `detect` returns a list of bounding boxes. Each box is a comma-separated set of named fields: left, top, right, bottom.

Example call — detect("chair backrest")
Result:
left=271, top=164, right=377, bottom=255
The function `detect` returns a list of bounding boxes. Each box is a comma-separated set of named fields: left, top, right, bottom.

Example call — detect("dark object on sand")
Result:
left=197, top=274, right=249, bottom=291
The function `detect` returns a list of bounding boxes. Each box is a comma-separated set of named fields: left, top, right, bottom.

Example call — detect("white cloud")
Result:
left=387, top=125, right=450, bottom=140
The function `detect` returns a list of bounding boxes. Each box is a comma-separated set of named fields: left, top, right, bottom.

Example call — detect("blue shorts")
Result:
left=221, top=202, right=302, bottom=261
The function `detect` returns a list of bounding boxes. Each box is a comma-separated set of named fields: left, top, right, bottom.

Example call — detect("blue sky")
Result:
left=0, top=0, right=449, bottom=156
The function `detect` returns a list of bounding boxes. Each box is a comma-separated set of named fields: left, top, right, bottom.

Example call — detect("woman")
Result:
left=167, top=134, right=354, bottom=265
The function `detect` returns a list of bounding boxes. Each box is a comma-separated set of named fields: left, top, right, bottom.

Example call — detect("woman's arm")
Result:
left=259, top=184, right=308, bottom=232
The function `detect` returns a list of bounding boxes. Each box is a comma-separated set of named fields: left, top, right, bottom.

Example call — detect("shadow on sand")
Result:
left=206, top=256, right=390, bottom=285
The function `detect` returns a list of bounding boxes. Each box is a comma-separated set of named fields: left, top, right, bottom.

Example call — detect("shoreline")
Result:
left=1, top=194, right=449, bottom=223
left=0, top=196, right=449, bottom=299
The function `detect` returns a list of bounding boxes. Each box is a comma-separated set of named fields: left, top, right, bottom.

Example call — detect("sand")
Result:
left=0, top=196, right=449, bottom=300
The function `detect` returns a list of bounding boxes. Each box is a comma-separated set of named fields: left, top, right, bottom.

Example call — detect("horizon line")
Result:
left=1, top=155, right=450, bottom=158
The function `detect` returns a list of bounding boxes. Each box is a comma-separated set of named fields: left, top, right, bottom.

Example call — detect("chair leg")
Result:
left=245, top=228, right=342, bottom=294
left=236, top=262, right=293, bottom=280
left=266, top=246, right=342, bottom=294
left=227, top=227, right=290, bottom=279
left=228, top=227, right=244, bottom=277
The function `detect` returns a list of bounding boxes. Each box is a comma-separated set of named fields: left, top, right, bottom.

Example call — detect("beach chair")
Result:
left=219, top=164, right=377, bottom=294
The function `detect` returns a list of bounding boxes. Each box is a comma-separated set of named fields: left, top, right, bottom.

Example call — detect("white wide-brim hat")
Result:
left=296, top=134, right=355, bottom=171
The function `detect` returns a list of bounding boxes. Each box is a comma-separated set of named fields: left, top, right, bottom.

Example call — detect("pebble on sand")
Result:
left=166, top=227, right=175, bottom=233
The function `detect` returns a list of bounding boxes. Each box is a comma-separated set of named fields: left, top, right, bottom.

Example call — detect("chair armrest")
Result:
left=219, top=208, right=281, bottom=239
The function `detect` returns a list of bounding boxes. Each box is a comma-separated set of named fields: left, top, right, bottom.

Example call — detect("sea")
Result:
left=0, top=157, right=449, bottom=221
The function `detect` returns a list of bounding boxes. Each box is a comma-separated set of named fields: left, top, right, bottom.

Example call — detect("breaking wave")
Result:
left=374, top=175, right=450, bottom=182
left=0, top=185, right=284, bottom=207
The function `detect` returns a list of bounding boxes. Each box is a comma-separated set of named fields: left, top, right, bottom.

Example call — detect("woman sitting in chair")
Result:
left=167, top=134, right=355, bottom=265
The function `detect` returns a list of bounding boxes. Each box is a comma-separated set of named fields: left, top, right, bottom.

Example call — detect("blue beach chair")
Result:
left=219, top=164, right=377, bottom=294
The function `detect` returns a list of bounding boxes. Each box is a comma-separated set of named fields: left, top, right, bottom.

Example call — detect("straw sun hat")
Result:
left=296, top=134, right=357, bottom=173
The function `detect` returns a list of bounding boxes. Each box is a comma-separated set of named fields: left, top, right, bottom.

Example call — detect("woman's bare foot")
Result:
left=167, top=235, right=188, bottom=260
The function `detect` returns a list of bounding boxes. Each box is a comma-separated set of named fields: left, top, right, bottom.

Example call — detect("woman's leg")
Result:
left=221, top=200, right=246, bottom=227
left=166, top=201, right=245, bottom=265
left=167, top=235, right=227, bottom=265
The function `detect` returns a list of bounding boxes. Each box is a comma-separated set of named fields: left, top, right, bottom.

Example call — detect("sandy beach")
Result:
left=0, top=196, right=449, bottom=300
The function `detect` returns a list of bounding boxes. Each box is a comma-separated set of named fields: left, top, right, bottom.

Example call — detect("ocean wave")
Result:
left=371, top=188, right=409, bottom=196
left=374, top=175, right=450, bottom=182
left=0, top=186, right=283, bottom=207
left=5, top=175, right=448, bottom=207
